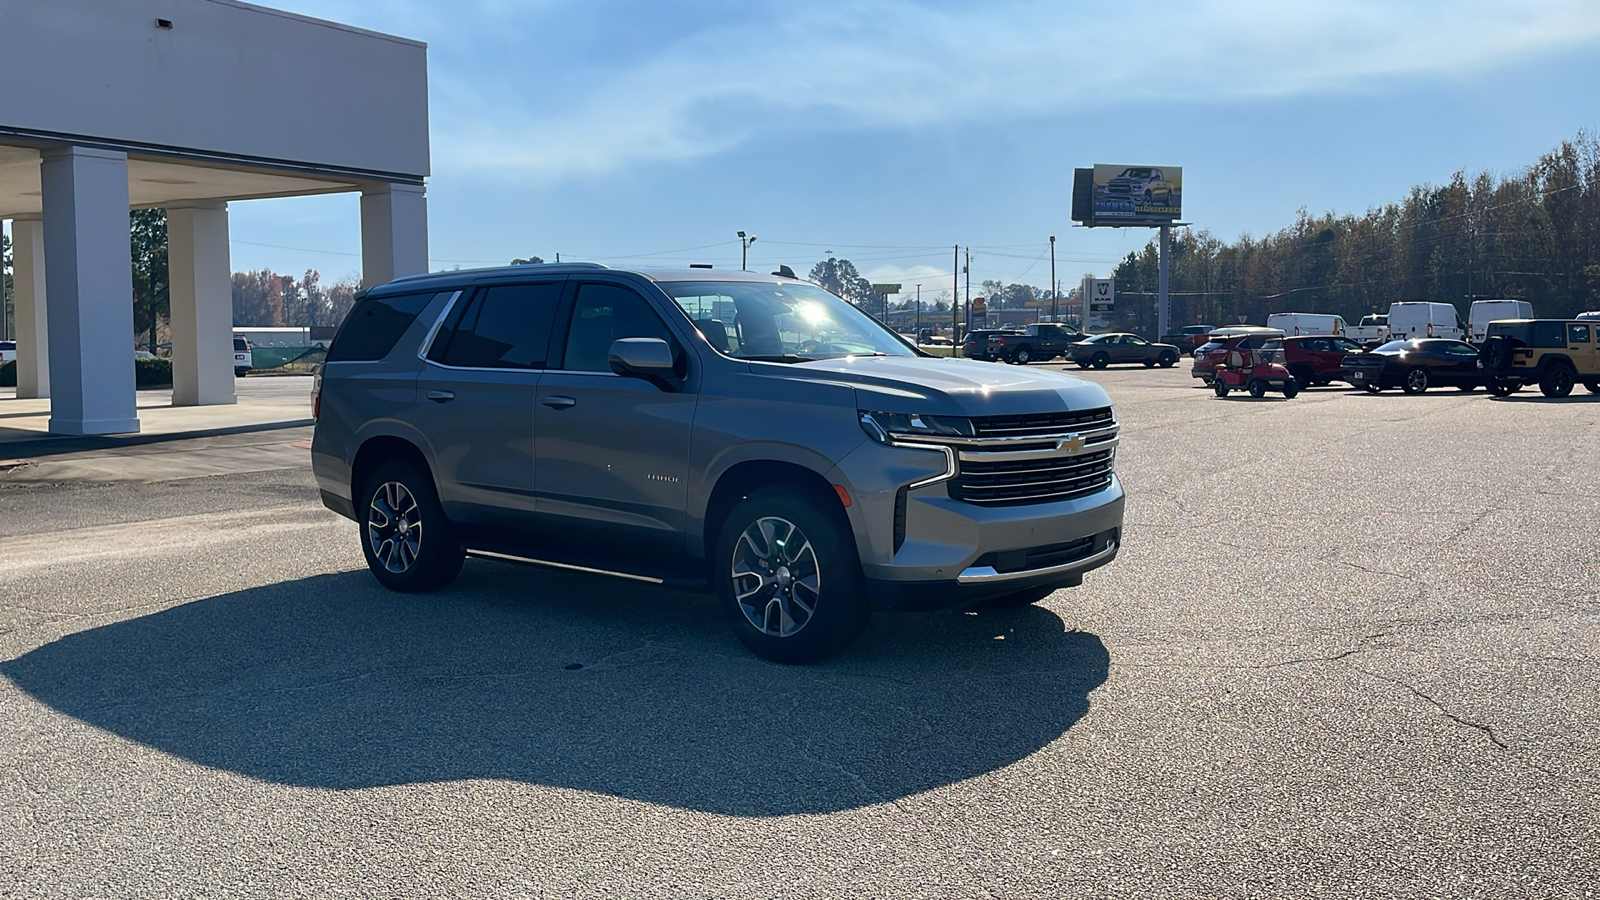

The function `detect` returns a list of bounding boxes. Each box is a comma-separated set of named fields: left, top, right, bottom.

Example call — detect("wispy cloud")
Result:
left=281, top=0, right=1600, bottom=180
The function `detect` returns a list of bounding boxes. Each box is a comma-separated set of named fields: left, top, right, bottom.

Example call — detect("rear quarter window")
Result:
left=326, top=291, right=445, bottom=362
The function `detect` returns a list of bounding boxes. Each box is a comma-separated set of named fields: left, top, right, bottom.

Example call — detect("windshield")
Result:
left=1373, top=340, right=1411, bottom=353
left=662, top=281, right=914, bottom=362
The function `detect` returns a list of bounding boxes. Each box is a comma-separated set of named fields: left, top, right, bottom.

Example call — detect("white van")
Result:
left=1467, top=299, right=1533, bottom=343
left=1387, top=302, right=1462, bottom=341
left=1266, top=312, right=1347, bottom=336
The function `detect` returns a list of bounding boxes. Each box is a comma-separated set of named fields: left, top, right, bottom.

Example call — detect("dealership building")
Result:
left=0, top=0, right=429, bottom=434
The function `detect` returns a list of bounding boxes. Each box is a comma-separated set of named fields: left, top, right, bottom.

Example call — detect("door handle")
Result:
left=426, top=390, right=455, bottom=402
left=541, top=395, right=577, bottom=410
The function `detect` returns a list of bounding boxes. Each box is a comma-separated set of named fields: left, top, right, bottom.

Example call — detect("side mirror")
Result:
left=608, top=338, right=682, bottom=390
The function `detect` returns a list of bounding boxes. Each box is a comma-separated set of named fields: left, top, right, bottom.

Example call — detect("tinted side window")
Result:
left=438, top=283, right=563, bottom=369
left=562, top=283, right=673, bottom=372
left=1530, top=321, right=1567, bottom=348
left=1568, top=324, right=1592, bottom=344
left=326, top=291, right=441, bottom=362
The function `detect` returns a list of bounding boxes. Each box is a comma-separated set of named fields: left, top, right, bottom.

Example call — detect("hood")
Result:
left=756, top=356, right=1114, bottom=417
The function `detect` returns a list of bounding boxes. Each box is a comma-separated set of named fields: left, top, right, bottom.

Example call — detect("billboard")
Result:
left=1082, top=277, right=1114, bottom=332
left=1071, top=165, right=1182, bottom=226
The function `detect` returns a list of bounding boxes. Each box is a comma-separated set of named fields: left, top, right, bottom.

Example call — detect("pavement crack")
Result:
left=1353, top=666, right=1508, bottom=750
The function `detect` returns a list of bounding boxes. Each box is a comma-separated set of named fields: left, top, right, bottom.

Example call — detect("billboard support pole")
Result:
left=1157, top=224, right=1171, bottom=340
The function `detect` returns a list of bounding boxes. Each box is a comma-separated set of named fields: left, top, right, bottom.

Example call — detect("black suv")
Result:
left=991, top=323, right=1083, bottom=364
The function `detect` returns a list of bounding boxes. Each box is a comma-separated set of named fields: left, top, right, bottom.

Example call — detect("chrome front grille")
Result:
left=968, top=407, right=1115, bottom=439
left=950, top=446, right=1116, bottom=506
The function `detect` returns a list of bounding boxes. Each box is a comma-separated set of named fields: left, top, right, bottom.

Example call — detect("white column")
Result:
left=11, top=216, right=49, bottom=398
left=167, top=201, right=236, bottom=406
left=360, top=182, right=428, bottom=288
left=41, top=146, right=139, bottom=435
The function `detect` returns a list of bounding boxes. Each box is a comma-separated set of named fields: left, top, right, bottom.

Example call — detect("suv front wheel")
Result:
left=715, top=485, right=869, bottom=664
left=359, top=459, right=465, bottom=592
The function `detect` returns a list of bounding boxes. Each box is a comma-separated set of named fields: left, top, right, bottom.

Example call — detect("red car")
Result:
left=1192, top=327, right=1284, bottom=384
left=1279, top=335, right=1366, bottom=389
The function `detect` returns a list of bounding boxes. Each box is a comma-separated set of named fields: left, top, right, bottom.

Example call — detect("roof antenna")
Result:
left=772, top=265, right=796, bottom=279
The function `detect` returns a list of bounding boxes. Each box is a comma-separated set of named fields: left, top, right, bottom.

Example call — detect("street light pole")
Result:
left=1049, top=235, right=1057, bottom=323
left=737, top=231, right=757, bottom=271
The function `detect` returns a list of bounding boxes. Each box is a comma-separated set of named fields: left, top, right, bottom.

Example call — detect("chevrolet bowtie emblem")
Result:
left=1057, top=434, right=1085, bottom=453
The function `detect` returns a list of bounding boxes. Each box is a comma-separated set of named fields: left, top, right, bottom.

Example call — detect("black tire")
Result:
left=715, top=485, right=869, bottom=664
left=1540, top=364, right=1575, bottom=398
left=1457, top=383, right=1477, bottom=392
left=358, top=459, right=465, bottom=593
left=1143, top=359, right=1156, bottom=368
left=1585, top=381, right=1600, bottom=395
left=1290, top=364, right=1316, bottom=390
left=234, top=368, right=250, bottom=378
left=1014, top=346, right=1032, bottom=365
left=1092, top=353, right=1109, bottom=370
left=982, top=586, right=1056, bottom=610
left=1489, top=381, right=1516, bottom=397
left=1214, top=379, right=1229, bottom=397
left=1076, top=361, right=1090, bottom=369
left=1363, top=384, right=1381, bottom=394
left=1402, top=367, right=1429, bottom=394
left=1282, top=382, right=1299, bottom=399
left=1248, top=379, right=1266, bottom=398
left=1158, top=352, right=1177, bottom=368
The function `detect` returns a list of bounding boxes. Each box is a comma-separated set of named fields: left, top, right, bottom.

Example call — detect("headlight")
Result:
left=859, top=410, right=973, bottom=444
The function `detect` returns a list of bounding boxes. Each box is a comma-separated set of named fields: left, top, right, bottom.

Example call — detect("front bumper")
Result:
left=868, top=526, right=1121, bottom=610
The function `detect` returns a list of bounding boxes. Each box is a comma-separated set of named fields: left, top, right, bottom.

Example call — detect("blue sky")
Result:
left=232, top=0, right=1600, bottom=303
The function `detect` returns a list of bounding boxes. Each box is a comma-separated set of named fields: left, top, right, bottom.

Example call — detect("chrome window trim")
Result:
left=415, top=290, right=464, bottom=361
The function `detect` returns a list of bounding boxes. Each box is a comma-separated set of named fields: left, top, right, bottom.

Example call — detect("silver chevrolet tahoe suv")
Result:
left=311, top=264, right=1124, bottom=663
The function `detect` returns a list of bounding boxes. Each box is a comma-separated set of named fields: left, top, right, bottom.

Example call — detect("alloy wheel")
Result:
left=731, top=516, right=821, bottom=639
left=367, top=481, right=423, bottom=574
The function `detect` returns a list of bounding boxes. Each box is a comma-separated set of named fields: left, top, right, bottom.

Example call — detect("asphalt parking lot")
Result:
left=1, top=369, right=1596, bottom=898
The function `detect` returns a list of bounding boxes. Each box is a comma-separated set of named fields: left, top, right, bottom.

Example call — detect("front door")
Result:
left=534, top=280, right=698, bottom=566
left=412, top=280, right=565, bottom=533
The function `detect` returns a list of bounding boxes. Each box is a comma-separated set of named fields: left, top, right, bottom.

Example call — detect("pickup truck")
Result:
left=1159, top=325, right=1214, bottom=356
left=1348, top=314, right=1389, bottom=346
left=989, top=322, right=1083, bottom=364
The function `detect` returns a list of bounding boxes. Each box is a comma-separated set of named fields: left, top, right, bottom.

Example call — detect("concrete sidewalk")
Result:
left=0, top=376, right=316, bottom=484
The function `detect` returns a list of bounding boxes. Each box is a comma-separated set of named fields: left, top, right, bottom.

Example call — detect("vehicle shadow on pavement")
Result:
left=1, top=566, right=1108, bottom=816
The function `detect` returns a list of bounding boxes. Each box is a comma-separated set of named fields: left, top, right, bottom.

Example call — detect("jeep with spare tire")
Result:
left=311, top=264, right=1125, bottom=663
left=1479, top=319, right=1600, bottom=398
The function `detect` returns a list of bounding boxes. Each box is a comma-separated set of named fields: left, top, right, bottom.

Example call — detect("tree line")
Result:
left=1108, top=131, right=1600, bottom=335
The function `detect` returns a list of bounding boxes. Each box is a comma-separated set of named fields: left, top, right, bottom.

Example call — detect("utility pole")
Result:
left=1049, top=235, right=1057, bottom=323
left=915, top=283, right=921, bottom=336
left=964, top=248, right=972, bottom=334
left=952, top=245, right=959, bottom=343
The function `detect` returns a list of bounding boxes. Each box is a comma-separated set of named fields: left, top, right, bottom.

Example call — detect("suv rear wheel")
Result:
left=359, top=459, right=465, bottom=592
left=1540, top=363, right=1575, bottom=398
left=715, top=485, right=869, bottom=664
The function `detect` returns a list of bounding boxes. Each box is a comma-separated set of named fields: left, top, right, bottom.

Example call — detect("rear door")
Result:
left=413, top=279, right=566, bottom=532
left=533, top=279, right=699, bottom=563
left=1567, top=323, right=1597, bottom=376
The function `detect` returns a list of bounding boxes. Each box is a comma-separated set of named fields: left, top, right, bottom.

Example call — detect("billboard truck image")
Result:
left=1081, top=165, right=1183, bottom=225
